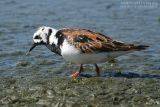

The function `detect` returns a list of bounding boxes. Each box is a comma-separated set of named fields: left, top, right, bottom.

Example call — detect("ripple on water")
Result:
left=0, top=0, right=159, bottom=78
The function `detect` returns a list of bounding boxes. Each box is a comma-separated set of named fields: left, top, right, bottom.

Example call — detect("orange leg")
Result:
left=71, top=64, right=83, bottom=78
left=95, top=64, right=100, bottom=76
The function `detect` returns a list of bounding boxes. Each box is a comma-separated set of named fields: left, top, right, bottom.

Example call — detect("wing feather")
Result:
left=59, top=28, right=147, bottom=53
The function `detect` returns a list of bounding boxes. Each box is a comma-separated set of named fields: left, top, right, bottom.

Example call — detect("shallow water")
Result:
left=0, top=0, right=160, bottom=106
left=0, top=0, right=159, bottom=78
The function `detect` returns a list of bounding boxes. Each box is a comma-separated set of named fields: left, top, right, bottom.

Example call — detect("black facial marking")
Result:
left=34, top=35, right=41, bottom=39
left=55, top=31, right=65, bottom=46
left=74, top=35, right=93, bottom=43
left=46, top=29, right=53, bottom=44
left=48, top=29, right=52, bottom=37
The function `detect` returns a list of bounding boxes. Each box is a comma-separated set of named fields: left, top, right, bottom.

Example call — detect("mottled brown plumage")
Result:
left=59, top=28, right=148, bottom=53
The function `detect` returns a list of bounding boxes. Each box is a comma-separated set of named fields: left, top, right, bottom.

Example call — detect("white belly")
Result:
left=62, top=51, right=128, bottom=64
left=60, top=39, right=130, bottom=64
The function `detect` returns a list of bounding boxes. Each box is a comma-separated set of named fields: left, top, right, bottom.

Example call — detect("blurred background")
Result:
left=0, top=0, right=160, bottom=78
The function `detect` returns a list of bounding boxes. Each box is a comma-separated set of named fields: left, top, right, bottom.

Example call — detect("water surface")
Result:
left=0, top=0, right=160, bottom=106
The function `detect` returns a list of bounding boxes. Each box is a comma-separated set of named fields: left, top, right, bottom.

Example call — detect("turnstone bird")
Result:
left=27, top=26, right=148, bottom=77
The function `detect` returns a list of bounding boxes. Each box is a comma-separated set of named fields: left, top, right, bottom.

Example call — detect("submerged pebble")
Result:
left=16, top=61, right=30, bottom=67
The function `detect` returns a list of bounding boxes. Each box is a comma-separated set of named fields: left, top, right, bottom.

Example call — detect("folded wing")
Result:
left=59, top=28, right=148, bottom=53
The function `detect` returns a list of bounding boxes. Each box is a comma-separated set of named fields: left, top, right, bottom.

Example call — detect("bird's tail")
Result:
left=132, top=45, right=149, bottom=50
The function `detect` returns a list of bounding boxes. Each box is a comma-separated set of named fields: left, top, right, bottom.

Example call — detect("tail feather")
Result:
left=132, top=45, right=149, bottom=50
left=111, top=40, right=149, bottom=51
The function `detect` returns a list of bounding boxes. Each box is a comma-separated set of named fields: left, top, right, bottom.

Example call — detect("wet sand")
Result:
left=0, top=75, right=160, bottom=107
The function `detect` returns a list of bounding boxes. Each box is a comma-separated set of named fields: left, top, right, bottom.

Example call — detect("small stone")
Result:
left=29, top=86, right=42, bottom=91
left=156, top=101, right=160, bottom=104
left=1, top=98, right=9, bottom=104
left=47, top=90, right=54, bottom=98
left=36, top=99, right=50, bottom=105
left=47, top=90, right=53, bottom=95
left=16, top=61, right=30, bottom=67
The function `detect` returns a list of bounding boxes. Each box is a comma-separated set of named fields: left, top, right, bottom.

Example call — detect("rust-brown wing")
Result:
left=59, top=28, right=148, bottom=53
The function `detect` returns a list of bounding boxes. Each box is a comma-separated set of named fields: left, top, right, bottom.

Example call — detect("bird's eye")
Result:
left=34, top=35, right=41, bottom=39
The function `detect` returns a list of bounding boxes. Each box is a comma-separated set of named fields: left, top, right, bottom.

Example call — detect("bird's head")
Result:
left=26, top=26, right=57, bottom=55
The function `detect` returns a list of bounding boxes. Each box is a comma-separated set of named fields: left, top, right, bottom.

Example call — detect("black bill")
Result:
left=26, top=43, right=37, bottom=55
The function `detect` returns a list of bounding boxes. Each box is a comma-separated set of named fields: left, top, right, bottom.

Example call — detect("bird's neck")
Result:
left=45, top=28, right=66, bottom=56
left=45, top=43, right=61, bottom=56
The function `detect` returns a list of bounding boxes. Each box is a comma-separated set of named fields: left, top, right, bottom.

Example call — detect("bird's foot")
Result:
left=70, top=70, right=81, bottom=78
left=95, top=64, right=100, bottom=77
